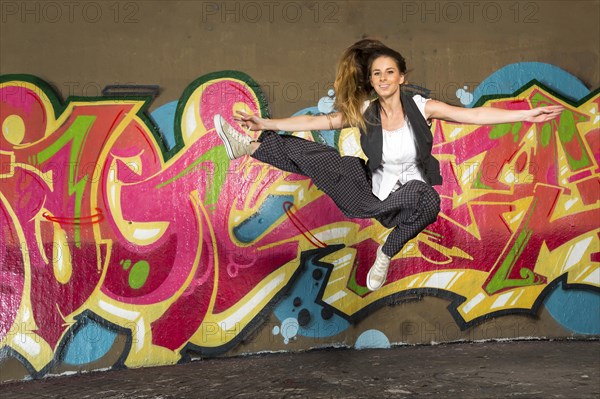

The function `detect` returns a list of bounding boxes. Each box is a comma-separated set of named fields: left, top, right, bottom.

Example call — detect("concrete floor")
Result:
left=2, top=340, right=599, bottom=398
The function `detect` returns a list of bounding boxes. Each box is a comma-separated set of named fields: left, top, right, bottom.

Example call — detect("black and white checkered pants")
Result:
left=252, top=131, right=441, bottom=257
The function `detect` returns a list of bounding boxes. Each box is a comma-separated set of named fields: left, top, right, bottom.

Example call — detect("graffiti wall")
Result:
left=1, top=68, right=598, bottom=381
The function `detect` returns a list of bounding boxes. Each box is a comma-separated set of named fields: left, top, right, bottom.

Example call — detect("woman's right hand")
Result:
left=235, top=111, right=269, bottom=131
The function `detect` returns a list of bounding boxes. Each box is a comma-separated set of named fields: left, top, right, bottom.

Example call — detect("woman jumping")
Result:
left=214, top=39, right=563, bottom=291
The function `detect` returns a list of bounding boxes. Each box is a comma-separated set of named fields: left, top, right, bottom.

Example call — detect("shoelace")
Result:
left=227, top=124, right=252, bottom=145
left=373, top=256, right=389, bottom=272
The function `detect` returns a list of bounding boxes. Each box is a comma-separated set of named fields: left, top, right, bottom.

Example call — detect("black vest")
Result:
left=360, top=93, right=443, bottom=186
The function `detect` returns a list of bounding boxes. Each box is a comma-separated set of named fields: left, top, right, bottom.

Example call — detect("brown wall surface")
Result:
left=1, top=0, right=599, bottom=116
left=1, top=0, right=599, bottom=382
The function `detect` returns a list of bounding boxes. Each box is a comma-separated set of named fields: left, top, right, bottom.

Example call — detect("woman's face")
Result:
left=369, top=56, right=405, bottom=98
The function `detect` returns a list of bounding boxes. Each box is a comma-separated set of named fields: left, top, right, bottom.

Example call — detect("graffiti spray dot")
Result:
left=298, top=309, right=311, bottom=327
left=280, top=318, right=299, bottom=344
left=456, top=86, right=474, bottom=106
left=128, top=260, right=150, bottom=289
left=321, top=307, right=333, bottom=320
left=312, top=269, right=323, bottom=280
left=318, top=89, right=336, bottom=114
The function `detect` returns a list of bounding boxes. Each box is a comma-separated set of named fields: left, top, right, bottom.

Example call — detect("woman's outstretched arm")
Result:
left=235, top=110, right=346, bottom=132
left=425, top=100, right=564, bottom=124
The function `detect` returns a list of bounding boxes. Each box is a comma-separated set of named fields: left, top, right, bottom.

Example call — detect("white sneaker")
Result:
left=214, top=115, right=253, bottom=160
left=366, top=246, right=391, bottom=291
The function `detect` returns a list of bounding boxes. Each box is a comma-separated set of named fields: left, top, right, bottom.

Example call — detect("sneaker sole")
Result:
left=213, top=115, right=236, bottom=160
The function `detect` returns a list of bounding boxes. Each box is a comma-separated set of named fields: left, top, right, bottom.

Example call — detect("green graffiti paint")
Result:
left=541, top=123, right=552, bottom=147
left=485, top=201, right=537, bottom=295
left=511, top=122, right=522, bottom=142
left=473, top=170, right=493, bottom=190
left=557, top=110, right=591, bottom=170
left=33, top=115, right=96, bottom=246
left=489, top=123, right=511, bottom=140
left=120, top=259, right=132, bottom=270
left=558, top=110, right=576, bottom=142
left=348, top=262, right=370, bottom=296
left=155, top=146, right=228, bottom=205
left=128, top=260, right=150, bottom=289
left=531, top=92, right=554, bottom=108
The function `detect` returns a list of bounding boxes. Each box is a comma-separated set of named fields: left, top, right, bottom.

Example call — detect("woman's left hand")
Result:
left=524, top=105, right=564, bottom=123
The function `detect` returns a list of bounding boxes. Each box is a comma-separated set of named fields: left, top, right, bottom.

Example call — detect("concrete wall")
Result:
left=1, top=0, right=599, bottom=381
